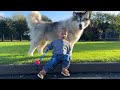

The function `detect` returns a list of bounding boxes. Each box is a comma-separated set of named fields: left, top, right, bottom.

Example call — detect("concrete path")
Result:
left=1, top=62, right=120, bottom=79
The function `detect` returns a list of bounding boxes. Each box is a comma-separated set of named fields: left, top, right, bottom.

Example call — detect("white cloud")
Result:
left=0, top=12, right=5, bottom=17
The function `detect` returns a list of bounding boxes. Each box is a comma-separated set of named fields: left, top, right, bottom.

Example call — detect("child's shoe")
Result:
left=61, top=68, right=70, bottom=76
left=37, top=70, right=46, bottom=79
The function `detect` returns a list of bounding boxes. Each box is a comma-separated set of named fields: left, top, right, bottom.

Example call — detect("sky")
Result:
left=0, top=11, right=120, bottom=22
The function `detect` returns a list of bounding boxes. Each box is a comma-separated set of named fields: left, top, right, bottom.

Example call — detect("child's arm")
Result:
left=45, top=47, right=49, bottom=52
left=45, top=41, right=54, bottom=51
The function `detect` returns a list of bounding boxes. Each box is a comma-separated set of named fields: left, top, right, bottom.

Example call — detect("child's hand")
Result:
left=69, top=56, right=72, bottom=61
left=45, top=47, right=49, bottom=52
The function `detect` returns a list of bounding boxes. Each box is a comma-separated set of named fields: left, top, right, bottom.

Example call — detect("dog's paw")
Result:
left=27, top=53, right=34, bottom=56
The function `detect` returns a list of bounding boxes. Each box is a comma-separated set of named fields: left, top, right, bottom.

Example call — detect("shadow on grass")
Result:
left=0, top=54, right=51, bottom=65
left=1, top=41, right=120, bottom=53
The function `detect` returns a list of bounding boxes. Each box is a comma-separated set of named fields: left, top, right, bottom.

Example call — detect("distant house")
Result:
left=104, top=29, right=119, bottom=40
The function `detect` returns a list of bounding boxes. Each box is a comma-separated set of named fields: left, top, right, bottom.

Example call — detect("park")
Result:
left=0, top=11, right=120, bottom=79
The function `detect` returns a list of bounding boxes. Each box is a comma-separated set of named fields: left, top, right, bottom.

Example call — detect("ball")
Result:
left=35, top=60, right=40, bottom=65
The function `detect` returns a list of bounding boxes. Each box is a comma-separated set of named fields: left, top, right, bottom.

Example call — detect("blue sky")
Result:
left=0, top=11, right=120, bottom=22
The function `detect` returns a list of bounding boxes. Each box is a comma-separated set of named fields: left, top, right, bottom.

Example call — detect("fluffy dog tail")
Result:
left=27, top=11, right=42, bottom=29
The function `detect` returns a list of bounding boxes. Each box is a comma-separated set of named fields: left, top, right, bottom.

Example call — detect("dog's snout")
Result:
left=79, top=24, right=82, bottom=30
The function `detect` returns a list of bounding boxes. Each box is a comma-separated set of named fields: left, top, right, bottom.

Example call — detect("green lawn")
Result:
left=0, top=41, right=120, bottom=65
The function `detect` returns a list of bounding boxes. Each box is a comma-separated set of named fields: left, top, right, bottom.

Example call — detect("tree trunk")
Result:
left=2, top=34, right=4, bottom=41
left=11, top=35, right=13, bottom=41
left=20, top=34, right=22, bottom=41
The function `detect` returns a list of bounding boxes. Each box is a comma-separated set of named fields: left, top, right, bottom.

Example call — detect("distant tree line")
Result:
left=81, top=12, right=120, bottom=41
left=0, top=14, right=52, bottom=41
left=0, top=12, right=120, bottom=41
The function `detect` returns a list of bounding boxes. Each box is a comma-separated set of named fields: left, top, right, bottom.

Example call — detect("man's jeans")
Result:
left=43, top=54, right=70, bottom=73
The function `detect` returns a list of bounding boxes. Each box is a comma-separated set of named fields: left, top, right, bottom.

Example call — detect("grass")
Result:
left=73, top=41, right=120, bottom=63
left=0, top=41, right=120, bottom=65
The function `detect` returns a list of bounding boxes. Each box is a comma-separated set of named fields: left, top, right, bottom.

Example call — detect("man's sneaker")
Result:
left=61, top=68, right=70, bottom=77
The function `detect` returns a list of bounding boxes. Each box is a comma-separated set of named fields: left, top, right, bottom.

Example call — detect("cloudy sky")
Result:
left=0, top=11, right=120, bottom=22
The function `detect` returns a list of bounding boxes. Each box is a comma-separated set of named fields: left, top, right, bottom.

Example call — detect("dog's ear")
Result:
left=72, top=11, right=77, bottom=21
left=73, top=11, right=77, bottom=17
left=84, top=11, right=91, bottom=19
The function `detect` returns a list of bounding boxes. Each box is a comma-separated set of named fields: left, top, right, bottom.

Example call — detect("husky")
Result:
left=27, top=11, right=91, bottom=56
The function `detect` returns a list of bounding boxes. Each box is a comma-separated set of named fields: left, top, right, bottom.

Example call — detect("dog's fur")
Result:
left=27, top=11, right=91, bottom=56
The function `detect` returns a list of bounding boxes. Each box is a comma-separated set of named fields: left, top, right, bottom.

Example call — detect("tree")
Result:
left=12, top=14, right=29, bottom=40
left=111, top=14, right=120, bottom=39
left=81, top=12, right=120, bottom=41
left=42, top=15, right=52, bottom=22
left=0, top=17, right=17, bottom=40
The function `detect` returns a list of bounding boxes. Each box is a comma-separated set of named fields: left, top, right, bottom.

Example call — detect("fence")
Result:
left=0, top=34, right=30, bottom=41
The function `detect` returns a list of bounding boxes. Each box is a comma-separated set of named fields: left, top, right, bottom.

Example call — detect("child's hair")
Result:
left=58, top=27, right=68, bottom=34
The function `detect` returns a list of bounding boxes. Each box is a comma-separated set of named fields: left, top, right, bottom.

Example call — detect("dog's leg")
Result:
left=37, top=40, right=48, bottom=55
left=69, top=42, right=75, bottom=57
left=28, top=39, right=41, bottom=56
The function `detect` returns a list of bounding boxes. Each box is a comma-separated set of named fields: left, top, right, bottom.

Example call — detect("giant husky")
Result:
left=27, top=11, right=91, bottom=56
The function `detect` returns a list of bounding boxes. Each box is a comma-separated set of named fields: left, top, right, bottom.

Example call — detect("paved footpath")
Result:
left=1, top=63, right=120, bottom=79
left=1, top=72, right=120, bottom=79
